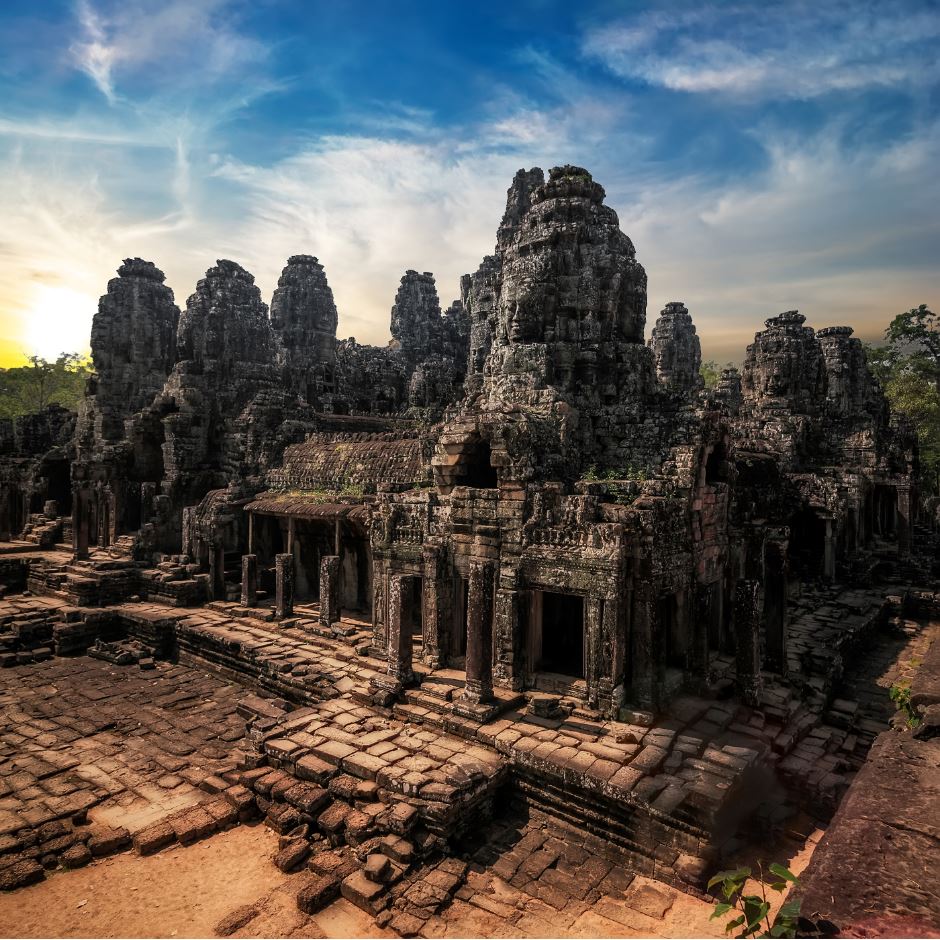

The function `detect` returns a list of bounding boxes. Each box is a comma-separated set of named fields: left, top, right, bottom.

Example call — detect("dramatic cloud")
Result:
left=0, top=1, right=937, bottom=365
left=583, top=2, right=940, bottom=99
left=70, top=0, right=271, bottom=104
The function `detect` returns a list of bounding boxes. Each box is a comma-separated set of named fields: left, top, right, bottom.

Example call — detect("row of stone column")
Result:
left=238, top=551, right=341, bottom=626
left=383, top=558, right=497, bottom=710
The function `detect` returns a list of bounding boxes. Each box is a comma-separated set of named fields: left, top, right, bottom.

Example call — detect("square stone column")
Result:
left=275, top=552, right=294, bottom=619
left=896, top=484, right=912, bottom=557
left=459, top=559, right=495, bottom=706
left=240, top=553, right=258, bottom=607
left=585, top=596, right=604, bottom=708
left=208, top=542, right=225, bottom=601
left=762, top=538, right=788, bottom=674
left=630, top=586, right=655, bottom=709
left=71, top=485, right=90, bottom=560
left=823, top=519, right=836, bottom=581
left=420, top=546, right=448, bottom=668
left=319, top=554, right=340, bottom=627
left=386, top=574, right=414, bottom=687
left=690, top=581, right=712, bottom=682
left=733, top=579, right=763, bottom=706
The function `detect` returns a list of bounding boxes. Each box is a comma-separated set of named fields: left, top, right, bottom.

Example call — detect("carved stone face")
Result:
left=507, top=296, right=541, bottom=343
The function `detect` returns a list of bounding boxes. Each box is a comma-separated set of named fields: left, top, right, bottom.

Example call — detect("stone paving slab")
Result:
left=0, top=653, right=251, bottom=877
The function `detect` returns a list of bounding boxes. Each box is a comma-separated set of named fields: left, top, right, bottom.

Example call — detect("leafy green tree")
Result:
left=866, top=305, right=940, bottom=496
left=884, top=304, right=940, bottom=395
left=0, top=353, right=91, bottom=420
left=701, top=359, right=722, bottom=389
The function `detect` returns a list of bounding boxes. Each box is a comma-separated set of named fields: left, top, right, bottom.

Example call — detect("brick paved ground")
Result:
left=0, top=656, right=250, bottom=872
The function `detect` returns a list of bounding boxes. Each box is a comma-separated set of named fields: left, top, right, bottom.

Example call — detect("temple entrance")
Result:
left=253, top=514, right=285, bottom=597
left=534, top=591, right=584, bottom=679
left=706, top=580, right=726, bottom=653
left=658, top=592, right=687, bottom=670
left=340, top=530, right=372, bottom=612
left=872, top=484, right=897, bottom=538
left=461, top=439, right=498, bottom=489
left=408, top=577, right=424, bottom=655
left=788, top=506, right=826, bottom=579
left=705, top=441, right=730, bottom=485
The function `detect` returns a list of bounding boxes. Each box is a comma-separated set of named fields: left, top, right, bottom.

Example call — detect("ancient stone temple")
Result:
left=0, top=164, right=936, bottom=936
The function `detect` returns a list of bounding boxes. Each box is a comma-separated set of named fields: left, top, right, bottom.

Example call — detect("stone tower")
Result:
left=270, top=255, right=339, bottom=407
left=77, top=258, right=179, bottom=451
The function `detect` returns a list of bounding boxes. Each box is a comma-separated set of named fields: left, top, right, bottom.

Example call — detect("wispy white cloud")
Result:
left=70, top=0, right=271, bottom=105
left=583, top=2, right=940, bottom=99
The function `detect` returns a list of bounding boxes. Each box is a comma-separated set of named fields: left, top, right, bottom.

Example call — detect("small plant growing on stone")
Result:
left=889, top=680, right=921, bottom=729
left=709, top=861, right=800, bottom=937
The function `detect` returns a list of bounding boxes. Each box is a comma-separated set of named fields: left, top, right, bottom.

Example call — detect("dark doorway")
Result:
left=873, top=485, right=897, bottom=538
left=539, top=592, right=584, bottom=678
left=788, top=506, right=826, bottom=578
left=462, top=439, right=498, bottom=489
left=705, top=442, right=730, bottom=485
left=658, top=593, right=686, bottom=669
left=451, top=577, right=468, bottom=660
left=409, top=577, right=424, bottom=650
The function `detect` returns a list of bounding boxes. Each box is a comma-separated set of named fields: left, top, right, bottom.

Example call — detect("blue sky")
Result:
left=0, top=0, right=938, bottom=365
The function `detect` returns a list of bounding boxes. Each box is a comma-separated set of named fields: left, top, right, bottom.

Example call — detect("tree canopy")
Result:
left=0, top=353, right=91, bottom=420
left=867, top=304, right=940, bottom=496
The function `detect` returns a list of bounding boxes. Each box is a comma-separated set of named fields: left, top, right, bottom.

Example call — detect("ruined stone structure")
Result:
left=0, top=163, right=935, bottom=932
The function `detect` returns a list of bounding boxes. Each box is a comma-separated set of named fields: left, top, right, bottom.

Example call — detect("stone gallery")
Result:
left=1, top=166, right=937, bottom=936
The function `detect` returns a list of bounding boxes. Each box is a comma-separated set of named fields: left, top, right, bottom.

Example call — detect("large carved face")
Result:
left=507, top=296, right=541, bottom=343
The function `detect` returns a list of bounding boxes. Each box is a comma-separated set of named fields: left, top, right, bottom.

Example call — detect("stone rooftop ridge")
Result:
left=117, top=257, right=166, bottom=281
left=534, top=165, right=606, bottom=206
left=763, top=310, right=807, bottom=329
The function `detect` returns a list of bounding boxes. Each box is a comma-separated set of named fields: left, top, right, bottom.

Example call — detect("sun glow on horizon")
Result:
left=17, top=283, right=95, bottom=364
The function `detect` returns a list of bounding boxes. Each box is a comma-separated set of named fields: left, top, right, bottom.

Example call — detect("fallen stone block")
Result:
left=61, top=842, right=92, bottom=869
left=363, top=852, right=392, bottom=883
left=88, top=826, right=131, bottom=858
left=203, top=797, right=238, bottom=829
left=341, top=869, right=388, bottom=916
left=285, top=783, right=330, bottom=815
left=308, top=848, right=357, bottom=880
left=0, top=858, right=44, bottom=890
left=170, top=807, right=216, bottom=845
left=296, top=873, right=341, bottom=914
left=275, top=839, right=310, bottom=873
left=133, top=822, right=176, bottom=856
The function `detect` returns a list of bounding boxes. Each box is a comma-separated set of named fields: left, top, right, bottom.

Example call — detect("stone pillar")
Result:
left=493, top=578, right=524, bottom=691
left=421, top=546, right=447, bottom=667
left=386, top=574, right=414, bottom=686
left=763, top=539, right=788, bottom=674
left=319, top=554, right=340, bottom=627
left=275, top=552, right=294, bottom=619
left=372, top=562, right=388, bottom=652
left=460, top=559, right=495, bottom=706
left=896, top=484, right=912, bottom=558
left=72, top=486, right=90, bottom=560
left=733, top=580, right=763, bottom=706
left=240, top=554, right=258, bottom=607
left=141, top=482, right=156, bottom=528
left=208, top=542, right=225, bottom=601
left=690, top=582, right=712, bottom=682
left=181, top=506, right=194, bottom=558
left=823, top=518, right=836, bottom=581
left=584, top=596, right=603, bottom=708
left=630, top=585, right=655, bottom=709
